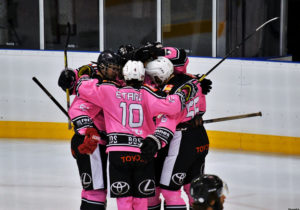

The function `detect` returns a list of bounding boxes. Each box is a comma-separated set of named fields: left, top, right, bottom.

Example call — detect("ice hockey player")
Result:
left=57, top=50, right=123, bottom=210
left=145, top=56, right=212, bottom=210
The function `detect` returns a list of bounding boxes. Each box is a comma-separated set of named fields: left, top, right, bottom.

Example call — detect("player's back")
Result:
left=101, top=85, right=154, bottom=139
left=101, top=84, right=180, bottom=136
left=76, top=79, right=182, bottom=153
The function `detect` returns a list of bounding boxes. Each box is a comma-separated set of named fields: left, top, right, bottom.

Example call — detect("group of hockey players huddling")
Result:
left=58, top=42, right=215, bottom=210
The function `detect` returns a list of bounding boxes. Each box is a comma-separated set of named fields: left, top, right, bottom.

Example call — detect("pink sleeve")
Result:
left=153, top=114, right=177, bottom=147
left=156, top=114, right=177, bottom=134
left=148, top=93, right=182, bottom=117
left=195, top=81, right=206, bottom=112
left=76, top=78, right=106, bottom=107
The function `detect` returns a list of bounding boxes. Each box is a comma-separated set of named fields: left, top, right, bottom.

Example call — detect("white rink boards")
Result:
left=0, top=50, right=300, bottom=139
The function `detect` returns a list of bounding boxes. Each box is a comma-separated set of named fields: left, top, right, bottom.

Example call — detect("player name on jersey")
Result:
left=116, top=91, right=142, bottom=101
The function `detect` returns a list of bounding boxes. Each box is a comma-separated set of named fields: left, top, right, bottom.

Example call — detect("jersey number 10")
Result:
left=120, top=102, right=144, bottom=128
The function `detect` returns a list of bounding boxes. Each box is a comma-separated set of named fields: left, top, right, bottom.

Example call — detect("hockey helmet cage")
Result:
left=164, top=47, right=189, bottom=74
left=145, top=56, right=174, bottom=84
left=122, top=60, right=145, bottom=82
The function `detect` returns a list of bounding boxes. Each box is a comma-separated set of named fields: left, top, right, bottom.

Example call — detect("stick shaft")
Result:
left=64, top=22, right=72, bottom=129
left=32, top=77, right=70, bottom=120
left=203, top=112, right=262, bottom=124
left=198, top=17, right=279, bottom=82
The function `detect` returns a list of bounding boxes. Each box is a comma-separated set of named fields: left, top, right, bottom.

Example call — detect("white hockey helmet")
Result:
left=122, top=60, right=145, bottom=81
left=145, top=56, right=174, bottom=84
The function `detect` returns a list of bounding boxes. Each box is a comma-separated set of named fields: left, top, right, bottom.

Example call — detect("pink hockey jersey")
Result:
left=158, top=75, right=206, bottom=128
left=176, top=78, right=206, bottom=124
left=76, top=78, right=184, bottom=153
left=68, top=64, right=105, bottom=135
left=68, top=97, right=104, bottom=132
left=68, top=64, right=124, bottom=140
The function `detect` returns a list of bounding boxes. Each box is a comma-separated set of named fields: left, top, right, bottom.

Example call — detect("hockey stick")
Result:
left=64, top=22, right=72, bottom=129
left=203, top=112, right=262, bottom=124
left=198, top=17, right=279, bottom=82
left=32, top=77, right=70, bottom=120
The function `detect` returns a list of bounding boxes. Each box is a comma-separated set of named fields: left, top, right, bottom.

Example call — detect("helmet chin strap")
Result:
left=97, top=69, right=106, bottom=79
left=165, top=74, right=174, bottom=84
left=210, top=198, right=222, bottom=210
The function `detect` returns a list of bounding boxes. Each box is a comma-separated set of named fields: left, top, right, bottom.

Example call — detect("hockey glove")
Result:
left=118, top=44, right=135, bottom=65
left=134, top=46, right=152, bottom=62
left=78, top=128, right=100, bottom=155
left=147, top=41, right=166, bottom=57
left=118, top=44, right=135, bottom=57
left=200, top=78, right=212, bottom=95
left=134, top=42, right=165, bottom=62
left=140, top=135, right=161, bottom=162
left=58, top=69, right=76, bottom=93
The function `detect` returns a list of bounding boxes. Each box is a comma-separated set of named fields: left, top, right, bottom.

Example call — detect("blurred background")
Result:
left=0, top=0, right=299, bottom=60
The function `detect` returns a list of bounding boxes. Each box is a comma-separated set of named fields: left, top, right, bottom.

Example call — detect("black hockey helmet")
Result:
left=190, top=174, right=227, bottom=205
left=92, top=50, right=122, bottom=70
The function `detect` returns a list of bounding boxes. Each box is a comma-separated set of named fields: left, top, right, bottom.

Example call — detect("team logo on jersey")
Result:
left=163, top=84, right=174, bottom=94
left=79, top=104, right=90, bottom=111
left=161, top=115, right=167, bottom=122
left=172, top=173, right=186, bottom=185
left=157, top=114, right=163, bottom=119
left=81, top=173, right=92, bottom=189
left=168, top=96, right=176, bottom=103
left=138, top=179, right=155, bottom=195
left=111, top=181, right=130, bottom=195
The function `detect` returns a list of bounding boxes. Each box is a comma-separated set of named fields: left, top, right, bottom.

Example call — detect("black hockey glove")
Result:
left=118, top=44, right=135, bottom=57
left=134, top=46, right=152, bottom=62
left=58, top=69, right=76, bottom=93
left=134, top=42, right=165, bottom=62
left=146, top=41, right=165, bottom=57
left=200, top=78, right=212, bottom=95
left=118, top=44, right=135, bottom=65
left=140, top=135, right=161, bottom=162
